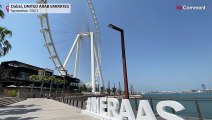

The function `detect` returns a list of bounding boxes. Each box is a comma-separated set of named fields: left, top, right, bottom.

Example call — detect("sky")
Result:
left=0, top=0, right=212, bottom=92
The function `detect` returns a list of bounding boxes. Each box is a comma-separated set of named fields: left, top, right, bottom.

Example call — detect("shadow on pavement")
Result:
left=2, top=104, right=40, bottom=108
left=0, top=104, right=41, bottom=120
left=0, top=108, right=41, bottom=115
left=2, top=117, right=38, bottom=120
left=0, top=104, right=41, bottom=119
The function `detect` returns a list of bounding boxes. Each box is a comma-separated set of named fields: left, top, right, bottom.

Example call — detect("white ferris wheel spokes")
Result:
left=62, top=32, right=104, bottom=92
left=38, top=0, right=104, bottom=93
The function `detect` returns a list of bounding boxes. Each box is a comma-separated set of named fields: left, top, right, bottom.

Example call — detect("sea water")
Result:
left=129, top=93, right=212, bottom=119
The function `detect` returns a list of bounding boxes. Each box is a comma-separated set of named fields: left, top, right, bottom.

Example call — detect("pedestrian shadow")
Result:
left=2, top=117, right=38, bottom=120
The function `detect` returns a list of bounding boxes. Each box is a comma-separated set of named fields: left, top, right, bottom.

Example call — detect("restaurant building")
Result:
left=0, top=60, right=79, bottom=93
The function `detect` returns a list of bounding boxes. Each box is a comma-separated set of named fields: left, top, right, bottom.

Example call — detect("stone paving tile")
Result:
left=0, top=98, right=97, bottom=120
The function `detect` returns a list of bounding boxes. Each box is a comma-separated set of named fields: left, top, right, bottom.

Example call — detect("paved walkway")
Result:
left=0, top=98, right=97, bottom=120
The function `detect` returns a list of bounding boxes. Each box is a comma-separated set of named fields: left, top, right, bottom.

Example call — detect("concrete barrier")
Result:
left=68, top=97, right=71, bottom=105
left=71, top=100, right=74, bottom=106
left=74, top=100, right=78, bottom=107
left=78, top=101, right=83, bottom=109
left=53, top=95, right=104, bottom=110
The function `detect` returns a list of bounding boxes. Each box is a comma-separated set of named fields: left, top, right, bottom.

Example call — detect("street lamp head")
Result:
left=108, top=24, right=114, bottom=29
left=108, top=24, right=123, bottom=32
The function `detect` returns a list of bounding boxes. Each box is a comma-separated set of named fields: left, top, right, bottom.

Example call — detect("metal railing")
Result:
left=132, top=97, right=212, bottom=120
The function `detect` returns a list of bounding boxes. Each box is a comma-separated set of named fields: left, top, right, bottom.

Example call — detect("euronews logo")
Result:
left=176, top=5, right=206, bottom=11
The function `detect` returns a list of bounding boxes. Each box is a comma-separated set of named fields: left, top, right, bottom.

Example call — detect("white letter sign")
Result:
left=108, top=98, right=119, bottom=119
left=136, top=100, right=157, bottom=120
left=157, top=100, right=185, bottom=120
left=83, top=97, right=185, bottom=120
left=119, top=99, right=135, bottom=120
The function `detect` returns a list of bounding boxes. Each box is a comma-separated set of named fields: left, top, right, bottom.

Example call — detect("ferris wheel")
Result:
left=37, top=0, right=104, bottom=92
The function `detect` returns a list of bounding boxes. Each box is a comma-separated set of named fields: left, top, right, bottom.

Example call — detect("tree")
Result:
left=29, top=75, right=46, bottom=97
left=118, top=89, right=122, bottom=95
left=29, top=75, right=39, bottom=97
left=39, top=76, right=49, bottom=97
left=40, top=75, right=56, bottom=97
left=29, top=75, right=65, bottom=97
left=112, top=86, right=117, bottom=95
left=106, top=87, right=111, bottom=95
left=55, top=78, right=65, bottom=96
left=0, top=10, right=12, bottom=57
left=48, top=76, right=56, bottom=96
left=79, top=84, right=87, bottom=93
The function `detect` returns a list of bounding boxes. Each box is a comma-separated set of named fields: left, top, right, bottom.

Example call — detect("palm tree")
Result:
left=39, top=76, right=49, bottom=97
left=79, top=84, right=87, bottom=93
left=106, top=87, right=111, bottom=95
left=0, top=27, right=12, bottom=57
left=0, top=10, right=5, bottom=18
left=48, top=76, right=56, bottom=96
left=55, top=79, right=59, bottom=96
left=60, top=79, right=66, bottom=94
left=29, top=75, right=39, bottom=97
left=55, top=79, right=65, bottom=97
left=29, top=75, right=64, bottom=97
left=0, top=10, right=12, bottom=57
left=112, top=84, right=117, bottom=95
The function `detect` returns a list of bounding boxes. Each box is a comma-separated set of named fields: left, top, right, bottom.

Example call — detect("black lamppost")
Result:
left=108, top=24, right=129, bottom=99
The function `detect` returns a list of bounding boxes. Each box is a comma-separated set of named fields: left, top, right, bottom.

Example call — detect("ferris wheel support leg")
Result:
left=63, top=34, right=81, bottom=70
left=74, top=41, right=80, bottom=78
left=93, top=42, right=104, bottom=90
left=90, top=32, right=96, bottom=93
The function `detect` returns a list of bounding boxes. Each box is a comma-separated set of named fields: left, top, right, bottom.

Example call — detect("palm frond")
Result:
left=0, top=10, right=5, bottom=19
left=0, top=27, right=12, bottom=37
left=4, top=29, right=12, bottom=37
left=2, top=40, right=12, bottom=56
left=0, top=27, right=4, bottom=31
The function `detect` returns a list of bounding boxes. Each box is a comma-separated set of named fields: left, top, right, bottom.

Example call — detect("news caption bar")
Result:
left=8, top=4, right=71, bottom=13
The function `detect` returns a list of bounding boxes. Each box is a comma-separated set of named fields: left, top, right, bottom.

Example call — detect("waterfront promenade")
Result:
left=0, top=98, right=96, bottom=120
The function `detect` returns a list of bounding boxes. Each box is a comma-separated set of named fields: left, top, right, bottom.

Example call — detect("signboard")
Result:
left=82, top=97, right=185, bottom=120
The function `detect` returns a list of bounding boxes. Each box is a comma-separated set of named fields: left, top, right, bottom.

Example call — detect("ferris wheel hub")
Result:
left=80, top=32, right=91, bottom=38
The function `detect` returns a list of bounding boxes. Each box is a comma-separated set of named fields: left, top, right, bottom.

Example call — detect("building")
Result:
left=201, top=84, right=206, bottom=91
left=0, top=60, right=79, bottom=93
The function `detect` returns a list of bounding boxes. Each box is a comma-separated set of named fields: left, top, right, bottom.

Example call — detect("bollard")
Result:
left=74, top=101, right=78, bottom=107
left=82, top=101, right=87, bottom=109
left=72, top=100, right=75, bottom=106
left=77, top=101, right=79, bottom=107
left=68, top=96, right=71, bottom=105
left=70, top=100, right=73, bottom=106
left=77, top=101, right=82, bottom=108
left=66, top=97, right=68, bottom=104
left=80, top=101, right=83, bottom=109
